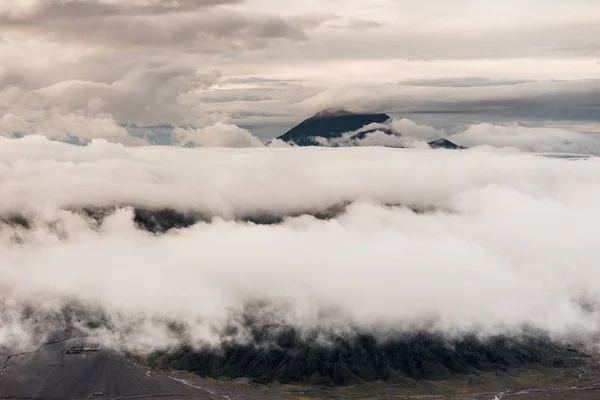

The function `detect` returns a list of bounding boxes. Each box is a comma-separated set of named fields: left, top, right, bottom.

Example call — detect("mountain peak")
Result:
left=427, top=138, right=466, bottom=150
left=276, top=110, right=392, bottom=146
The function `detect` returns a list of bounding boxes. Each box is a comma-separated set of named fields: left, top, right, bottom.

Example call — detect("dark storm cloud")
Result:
left=0, top=0, right=242, bottom=21
left=0, top=1, right=322, bottom=52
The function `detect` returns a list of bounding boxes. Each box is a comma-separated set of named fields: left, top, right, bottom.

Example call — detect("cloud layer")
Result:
left=1, top=0, right=600, bottom=356
left=1, top=139, right=600, bottom=352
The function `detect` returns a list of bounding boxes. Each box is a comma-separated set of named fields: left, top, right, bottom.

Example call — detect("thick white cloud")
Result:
left=1, top=113, right=146, bottom=145
left=1, top=140, right=600, bottom=351
left=450, top=124, right=600, bottom=154
left=36, top=113, right=145, bottom=145
left=173, top=123, right=263, bottom=147
left=0, top=113, right=30, bottom=135
left=310, top=118, right=600, bottom=154
left=1, top=0, right=600, bottom=353
left=0, top=63, right=225, bottom=126
left=266, top=138, right=293, bottom=147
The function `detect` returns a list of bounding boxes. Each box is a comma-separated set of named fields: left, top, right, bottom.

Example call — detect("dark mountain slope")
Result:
left=276, top=110, right=391, bottom=146
left=352, top=127, right=397, bottom=141
left=151, top=327, right=582, bottom=386
left=275, top=110, right=465, bottom=149
left=428, top=138, right=466, bottom=149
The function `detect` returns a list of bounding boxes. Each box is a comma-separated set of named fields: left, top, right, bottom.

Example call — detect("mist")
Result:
left=310, top=118, right=600, bottom=154
left=1, top=136, right=599, bottom=354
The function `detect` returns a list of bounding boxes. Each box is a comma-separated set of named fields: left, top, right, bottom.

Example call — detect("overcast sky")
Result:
left=1, top=0, right=599, bottom=140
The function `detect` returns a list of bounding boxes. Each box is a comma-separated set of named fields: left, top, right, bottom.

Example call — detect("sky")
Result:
left=0, top=0, right=599, bottom=142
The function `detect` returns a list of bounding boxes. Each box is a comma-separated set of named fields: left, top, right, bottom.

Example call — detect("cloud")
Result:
left=0, top=1, right=319, bottom=52
left=0, top=0, right=243, bottom=20
left=266, top=138, right=293, bottom=147
left=328, top=19, right=382, bottom=31
left=298, top=117, right=600, bottom=154
left=298, top=79, right=600, bottom=121
left=1, top=113, right=146, bottom=146
left=398, top=77, right=535, bottom=88
left=2, top=0, right=600, bottom=354
left=0, top=113, right=30, bottom=135
left=5, top=109, right=598, bottom=155
left=173, top=123, right=263, bottom=147
left=450, top=123, right=600, bottom=154
left=388, top=119, right=444, bottom=141
left=312, top=118, right=441, bottom=148
left=352, top=130, right=430, bottom=149
left=1, top=140, right=600, bottom=352
left=1, top=135, right=596, bottom=220
left=0, top=112, right=269, bottom=148
left=37, top=113, right=146, bottom=146
left=0, top=62, right=225, bottom=126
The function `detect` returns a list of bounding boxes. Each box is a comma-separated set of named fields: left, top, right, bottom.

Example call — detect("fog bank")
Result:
left=1, top=138, right=599, bottom=353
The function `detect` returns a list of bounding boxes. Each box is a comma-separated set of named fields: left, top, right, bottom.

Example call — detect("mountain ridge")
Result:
left=274, top=110, right=464, bottom=149
left=276, top=110, right=392, bottom=146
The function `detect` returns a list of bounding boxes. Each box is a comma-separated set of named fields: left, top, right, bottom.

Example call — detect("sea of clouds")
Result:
left=3, top=112, right=600, bottom=155
left=1, top=135, right=600, bottom=354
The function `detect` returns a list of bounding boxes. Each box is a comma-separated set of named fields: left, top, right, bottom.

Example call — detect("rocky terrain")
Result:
left=151, top=330, right=583, bottom=386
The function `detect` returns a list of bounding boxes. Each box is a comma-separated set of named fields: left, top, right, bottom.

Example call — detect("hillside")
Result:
left=276, top=110, right=392, bottom=146
left=275, top=110, right=464, bottom=149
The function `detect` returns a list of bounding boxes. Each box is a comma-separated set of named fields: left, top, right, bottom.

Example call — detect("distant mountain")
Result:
left=276, top=109, right=392, bottom=146
left=428, top=138, right=466, bottom=150
left=275, top=110, right=464, bottom=149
